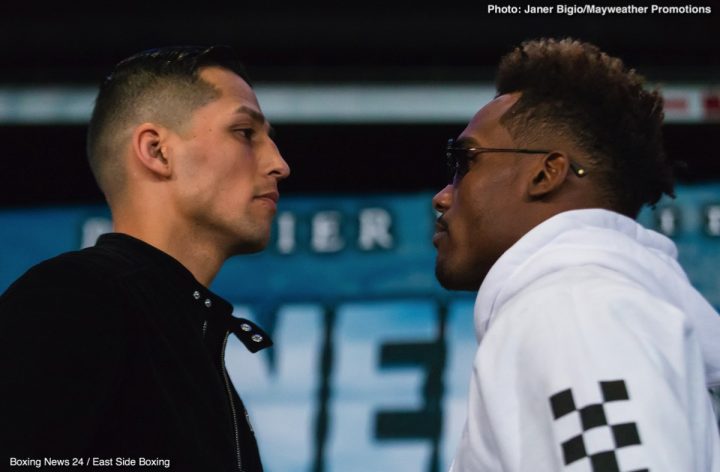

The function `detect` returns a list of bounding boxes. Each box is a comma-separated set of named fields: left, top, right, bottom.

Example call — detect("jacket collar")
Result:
left=95, top=233, right=272, bottom=353
left=473, top=209, right=678, bottom=341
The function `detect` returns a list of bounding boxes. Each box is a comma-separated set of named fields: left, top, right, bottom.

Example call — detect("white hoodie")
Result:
left=450, top=209, right=720, bottom=472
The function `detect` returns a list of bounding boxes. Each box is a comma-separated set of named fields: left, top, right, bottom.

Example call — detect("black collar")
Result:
left=95, top=233, right=272, bottom=353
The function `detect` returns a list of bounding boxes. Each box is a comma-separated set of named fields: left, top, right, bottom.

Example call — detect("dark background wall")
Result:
left=1, top=4, right=718, bottom=206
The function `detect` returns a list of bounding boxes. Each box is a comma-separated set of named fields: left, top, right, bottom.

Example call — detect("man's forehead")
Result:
left=196, top=66, right=261, bottom=114
left=460, top=92, right=521, bottom=142
left=199, top=65, right=248, bottom=84
left=199, top=66, right=255, bottom=99
left=485, top=92, right=522, bottom=117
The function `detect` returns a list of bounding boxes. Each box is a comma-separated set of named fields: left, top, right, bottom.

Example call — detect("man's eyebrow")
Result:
left=454, top=137, right=479, bottom=148
left=233, top=106, right=267, bottom=125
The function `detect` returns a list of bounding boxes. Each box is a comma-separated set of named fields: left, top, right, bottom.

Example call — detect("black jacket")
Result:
left=0, top=233, right=272, bottom=471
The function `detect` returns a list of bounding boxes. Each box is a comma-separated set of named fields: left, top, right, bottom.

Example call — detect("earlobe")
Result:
left=132, top=124, right=172, bottom=179
left=527, top=152, right=570, bottom=199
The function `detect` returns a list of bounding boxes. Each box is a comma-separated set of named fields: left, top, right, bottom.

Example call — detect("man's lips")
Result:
left=255, top=191, right=279, bottom=204
left=433, top=218, right=448, bottom=247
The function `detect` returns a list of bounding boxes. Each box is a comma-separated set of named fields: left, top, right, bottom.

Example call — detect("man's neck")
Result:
left=112, top=221, right=226, bottom=287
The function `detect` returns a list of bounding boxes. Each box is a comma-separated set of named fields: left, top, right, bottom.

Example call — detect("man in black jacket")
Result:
left=0, top=46, right=290, bottom=471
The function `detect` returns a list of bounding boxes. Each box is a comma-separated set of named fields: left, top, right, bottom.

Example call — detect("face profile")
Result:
left=162, top=66, right=290, bottom=255
left=433, top=92, right=531, bottom=291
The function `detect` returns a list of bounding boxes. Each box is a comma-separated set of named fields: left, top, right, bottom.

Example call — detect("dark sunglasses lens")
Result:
left=446, top=148, right=470, bottom=183
left=445, top=150, right=456, bottom=182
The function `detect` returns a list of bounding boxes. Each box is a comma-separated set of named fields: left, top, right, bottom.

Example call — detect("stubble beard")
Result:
left=225, top=217, right=272, bottom=256
left=434, top=252, right=485, bottom=292
left=435, top=256, right=470, bottom=292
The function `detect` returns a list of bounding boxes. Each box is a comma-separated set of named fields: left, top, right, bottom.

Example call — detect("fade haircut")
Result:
left=86, top=45, right=251, bottom=198
left=496, top=38, right=674, bottom=218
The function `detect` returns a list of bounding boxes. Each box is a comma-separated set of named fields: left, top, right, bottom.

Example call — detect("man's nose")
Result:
left=432, top=184, right=453, bottom=213
left=268, top=143, right=290, bottom=181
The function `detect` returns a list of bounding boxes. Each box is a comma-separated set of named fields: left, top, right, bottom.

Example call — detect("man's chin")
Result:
left=435, top=263, right=478, bottom=292
left=229, top=235, right=270, bottom=255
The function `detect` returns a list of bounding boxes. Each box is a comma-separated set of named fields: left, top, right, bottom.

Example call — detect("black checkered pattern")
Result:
left=549, top=380, right=647, bottom=472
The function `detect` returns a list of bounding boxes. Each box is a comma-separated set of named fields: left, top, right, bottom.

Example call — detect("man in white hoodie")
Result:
left=433, top=37, right=720, bottom=471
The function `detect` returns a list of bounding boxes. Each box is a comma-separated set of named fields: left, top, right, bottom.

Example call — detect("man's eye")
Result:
left=455, top=151, right=475, bottom=175
left=446, top=149, right=474, bottom=184
left=455, top=161, right=468, bottom=180
left=234, top=128, right=255, bottom=140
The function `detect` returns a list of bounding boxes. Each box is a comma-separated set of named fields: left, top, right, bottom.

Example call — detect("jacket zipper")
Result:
left=203, top=320, right=242, bottom=471
left=222, top=331, right=243, bottom=471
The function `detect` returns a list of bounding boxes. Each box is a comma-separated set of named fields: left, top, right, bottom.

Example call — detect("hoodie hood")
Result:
left=474, top=208, right=720, bottom=386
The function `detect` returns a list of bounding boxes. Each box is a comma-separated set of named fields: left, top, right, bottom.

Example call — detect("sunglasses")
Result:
left=445, top=138, right=587, bottom=184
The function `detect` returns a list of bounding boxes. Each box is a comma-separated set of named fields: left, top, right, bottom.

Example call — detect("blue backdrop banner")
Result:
left=1, top=185, right=719, bottom=471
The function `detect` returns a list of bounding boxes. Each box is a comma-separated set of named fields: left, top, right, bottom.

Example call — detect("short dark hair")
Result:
left=86, top=45, right=250, bottom=197
left=496, top=38, right=674, bottom=218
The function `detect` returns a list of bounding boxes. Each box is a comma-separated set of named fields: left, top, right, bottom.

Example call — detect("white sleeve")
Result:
left=453, top=274, right=720, bottom=471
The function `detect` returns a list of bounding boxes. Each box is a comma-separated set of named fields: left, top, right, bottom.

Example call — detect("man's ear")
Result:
left=131, top=123, right=172, bottom=179
left=527, top=151, right=572, bottom=199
